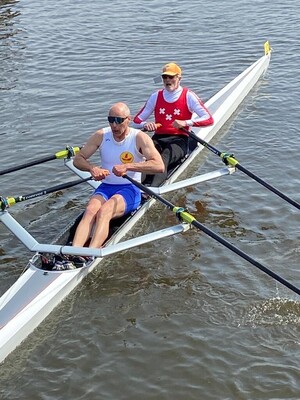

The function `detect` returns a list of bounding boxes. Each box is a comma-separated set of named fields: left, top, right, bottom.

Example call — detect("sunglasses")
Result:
left=162, top=74, right=177, bottom=80
left=107, top=116, right=128, bottom=124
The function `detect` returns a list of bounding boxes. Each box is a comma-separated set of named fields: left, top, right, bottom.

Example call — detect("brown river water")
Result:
left=0, top=1, right=299, bottom=399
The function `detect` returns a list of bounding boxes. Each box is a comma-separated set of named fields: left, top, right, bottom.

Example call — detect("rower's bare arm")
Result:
left=74, top=130, right=110, bottom=180
left=136, top=131, right=164, bottom=173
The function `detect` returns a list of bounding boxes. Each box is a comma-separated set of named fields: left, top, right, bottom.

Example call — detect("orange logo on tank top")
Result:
left=120, top=151, right=134, bottom=164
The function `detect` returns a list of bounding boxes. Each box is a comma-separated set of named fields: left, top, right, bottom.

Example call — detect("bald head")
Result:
left=108, top=102, right=130, bottom=118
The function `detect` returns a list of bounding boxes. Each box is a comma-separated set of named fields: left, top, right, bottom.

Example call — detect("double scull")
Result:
left=0, top=42, right=272, bottom=363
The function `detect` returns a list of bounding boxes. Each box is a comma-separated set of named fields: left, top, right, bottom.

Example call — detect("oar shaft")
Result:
left=185, top=128, right=300, bottom=211
left=124, top=174, right=300, bottom=296
left=0, top=147, right=80, bottom=176
left=1, top=176, right=92, bottom=208
left=236, top=163, right=300, bottom=210
left=188, top=129, right=222, bottom=157
left=191, top=219, right=300, bottom=295
left=124, top=174, right=174, bottom=210
left=0, top=155, right=56, bottom=176
left=17, top=177, right=92, bottom=202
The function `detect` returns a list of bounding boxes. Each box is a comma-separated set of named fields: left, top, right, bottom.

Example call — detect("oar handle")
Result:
left=142, top=123, right=162, bottom=132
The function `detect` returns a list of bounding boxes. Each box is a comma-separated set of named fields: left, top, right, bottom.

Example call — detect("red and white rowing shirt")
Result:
left=154, top=87, right=191, bottom=136
left=133, top=85, right=214, bottom=135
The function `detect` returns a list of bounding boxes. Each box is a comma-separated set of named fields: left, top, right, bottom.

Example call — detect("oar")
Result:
left=123, top=174, right=300, bottom=296
left=183, top=128, right=300, bottom=211
left=0, top=146, right=81, bottom=176
left=0, top=176, right=93, bottom=209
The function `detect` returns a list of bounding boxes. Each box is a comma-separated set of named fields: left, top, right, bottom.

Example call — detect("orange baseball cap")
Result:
left=161, top=62, right=182, bottom=76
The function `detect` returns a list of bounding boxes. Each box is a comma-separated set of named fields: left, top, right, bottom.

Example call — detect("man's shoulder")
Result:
left=90, top=128, right=107, bottom=146
left=150, top=89, right=161, bottom=97
left=131, top=127, right=145, bottom=137
left=185, top=87, right=199, bottom=97
left=134, top=128, right=149, bottom=140
left=100, top=127, right=111, bottom=134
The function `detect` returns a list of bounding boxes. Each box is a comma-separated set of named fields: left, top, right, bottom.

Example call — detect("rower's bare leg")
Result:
left=72, top=195, right=105, bottom=247
left=89, top=194, right=126, bottom=248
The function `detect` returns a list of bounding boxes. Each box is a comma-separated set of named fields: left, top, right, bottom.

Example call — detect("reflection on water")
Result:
left=240, top=298, right=300, bottom=327
left=0, top=0, right=20, bottom=29
left=0, top=0, right=22, bottom=91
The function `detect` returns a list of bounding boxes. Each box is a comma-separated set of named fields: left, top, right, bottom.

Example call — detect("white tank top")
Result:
left=100, top=127, right=145, bottom=184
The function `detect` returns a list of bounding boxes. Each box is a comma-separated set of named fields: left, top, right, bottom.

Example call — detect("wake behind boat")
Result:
left=0, top=42, right=272, bottom=364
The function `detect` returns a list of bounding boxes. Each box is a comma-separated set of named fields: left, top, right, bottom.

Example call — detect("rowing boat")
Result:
left=0, top=43, right=272, bottom=363
left=0, top=42, right=271, bottom=364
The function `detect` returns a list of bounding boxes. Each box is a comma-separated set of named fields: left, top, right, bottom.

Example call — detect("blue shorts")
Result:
left=93, top=183, right=141, bottom=214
